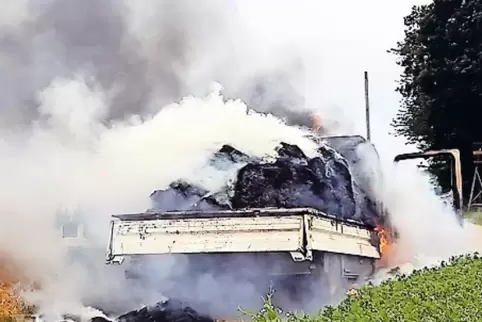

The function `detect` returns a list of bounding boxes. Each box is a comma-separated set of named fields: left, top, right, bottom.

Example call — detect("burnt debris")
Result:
left=231, top=142, right=357, bottom=220
left=88, top=299, right=215, bottom=322
left=149, top=136, right=382, bottom=226
left=117, top=300, right=214, bottom=322
left=149, top=181, right=225, bottom=212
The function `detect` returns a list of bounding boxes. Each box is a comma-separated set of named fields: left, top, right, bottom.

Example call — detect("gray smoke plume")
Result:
left=0, top=0, right=318, bottom=131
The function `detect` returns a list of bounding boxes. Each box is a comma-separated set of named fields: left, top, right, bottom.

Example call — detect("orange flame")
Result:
left=311, top=114, right=322, bottom=132
left=375, top=224, right=392, bottom=257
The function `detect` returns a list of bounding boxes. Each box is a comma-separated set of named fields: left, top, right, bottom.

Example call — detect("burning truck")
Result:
left=104, top=118, right=464, bottom=310
left=0, top=115, right=463, bottom=321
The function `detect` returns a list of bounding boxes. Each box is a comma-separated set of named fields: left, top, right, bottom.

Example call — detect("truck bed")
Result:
left=106, top=207, right=380, bottom=264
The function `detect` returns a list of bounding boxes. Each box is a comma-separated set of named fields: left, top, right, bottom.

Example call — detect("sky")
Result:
left=240, top=0, right=432, bottom=157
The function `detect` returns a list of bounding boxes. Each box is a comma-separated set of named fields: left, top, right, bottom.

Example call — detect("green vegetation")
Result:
left=465, top=210, right=482, bottom=225
left=244, top=254, right=482, bottom=322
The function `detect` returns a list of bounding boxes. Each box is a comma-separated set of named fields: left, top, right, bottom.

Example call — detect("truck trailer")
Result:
left=104, top=134, right=462, bottom=306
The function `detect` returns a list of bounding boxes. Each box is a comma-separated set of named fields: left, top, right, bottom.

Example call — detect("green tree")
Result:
left=390, top=0, right=482, bottom=199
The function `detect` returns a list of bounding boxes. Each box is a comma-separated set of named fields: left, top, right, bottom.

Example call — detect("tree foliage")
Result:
left=390, top=0, right=482, bottom=197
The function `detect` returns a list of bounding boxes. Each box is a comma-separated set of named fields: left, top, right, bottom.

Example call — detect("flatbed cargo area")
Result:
left=106, top=207, right=380, bottom=265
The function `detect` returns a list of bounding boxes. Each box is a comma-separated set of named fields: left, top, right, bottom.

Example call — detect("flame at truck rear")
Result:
left=375, top=224, right=392, bottom=258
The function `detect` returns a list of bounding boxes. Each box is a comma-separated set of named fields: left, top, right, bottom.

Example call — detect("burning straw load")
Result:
left=83, top=136, right=385, bottom=322
left=150, top=137, right=383, bottom=227
left=0, top=282, right=24, bottom=316
left=0, top=257, right=33, bottom=317
left=2, top=125, right=386, bottom=321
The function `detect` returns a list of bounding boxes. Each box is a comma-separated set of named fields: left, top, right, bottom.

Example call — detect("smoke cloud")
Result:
left=0, top=0, right=477, bottom=320
left=0, top=0, right=327, bottom=130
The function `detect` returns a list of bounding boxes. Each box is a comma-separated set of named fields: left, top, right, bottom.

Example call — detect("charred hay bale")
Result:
left=150, top=181, right=209, bottom=211
left=149, top=145, right=254, bottom=212
left=115, top=300, right=215, bottom=322
left=90, top=318, right=111, bottom=322
left=231, top=143, right=357, bottom=220
left=275, top=142, right=307, bottom=162
left=231, top=162, right=316, bottom=209
left=148, top=141, right=379, bottom=225
left=212, top=145, right=252, bottom=164
left=321, top=136, right=383, bottom=225
left=150, top=181, right=224, bottom=211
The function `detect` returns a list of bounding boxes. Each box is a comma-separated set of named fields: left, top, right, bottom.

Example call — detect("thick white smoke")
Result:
left=377, top=162, right=471, bottom=270
left=0, top=0, right=477, bottom=319
left=0, top=77, right=323, bottom=317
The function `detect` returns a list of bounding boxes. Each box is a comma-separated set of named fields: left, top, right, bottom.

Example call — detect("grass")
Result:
left=243, top=254, right=482, bottom=322
left=464, top=210, right=482, bottom=225
left=239, top=210, right=482, bottom=321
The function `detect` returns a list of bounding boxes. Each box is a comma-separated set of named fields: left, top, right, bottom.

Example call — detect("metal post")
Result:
left=364, top=71, right=371, bottom=141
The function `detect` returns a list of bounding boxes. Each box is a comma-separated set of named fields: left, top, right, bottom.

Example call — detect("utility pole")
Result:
left=364, top=71, right=371, bottom=141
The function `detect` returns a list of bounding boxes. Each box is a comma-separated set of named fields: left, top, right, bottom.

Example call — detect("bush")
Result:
left=244, top=253, right=482, bottom=322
